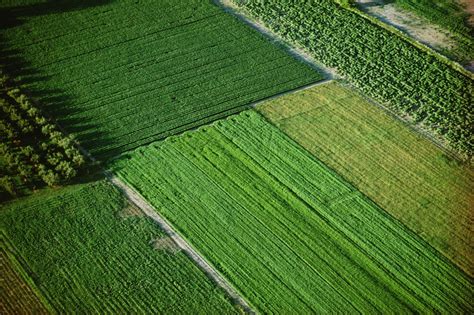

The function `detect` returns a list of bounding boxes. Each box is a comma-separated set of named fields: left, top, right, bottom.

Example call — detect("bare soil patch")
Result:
left=458, top=0, right=474, bottom=27
left=118, top=204, right=144, bottom=218
left=151, top=237, right=181, bottom=254
left=356, top=0, right=456, bottom=51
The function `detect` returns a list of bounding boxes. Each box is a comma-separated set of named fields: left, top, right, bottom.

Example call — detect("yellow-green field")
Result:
left=258, top=82, right=474, bottom=277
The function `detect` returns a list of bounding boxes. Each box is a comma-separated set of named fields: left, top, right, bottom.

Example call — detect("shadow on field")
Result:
left=0, top=0, right=114, bottom=29
left=0, top=0, right=115, bottom=190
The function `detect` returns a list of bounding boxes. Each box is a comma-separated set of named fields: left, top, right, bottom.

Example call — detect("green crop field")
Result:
left=1, top=0, right=473, bottom=313
left=258, top=81, right=474, bottom=277
left=231, top=0, right=474, bottom=157
left=111, top=111, right=473, bottom=313
left=0, top=181, right=237, bottom=313
left=0, top=0, right=321, bottom=160
left=1, top=243, right=50, bottom=314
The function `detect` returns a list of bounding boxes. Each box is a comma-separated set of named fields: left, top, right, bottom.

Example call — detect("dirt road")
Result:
left=108, top=174, right=256, bottom=314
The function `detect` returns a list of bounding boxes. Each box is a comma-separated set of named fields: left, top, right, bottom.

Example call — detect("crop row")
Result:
left=258, top=81, right=474, bottom=277
left=0, top=181, right=237, bottom=313
left=2, top=0, right=321, bottom=161
left=112, top=110, right=473, bottom=313
left=0, top=246, right=50, bottom=314
left=232, top=0, right=474, bottom=157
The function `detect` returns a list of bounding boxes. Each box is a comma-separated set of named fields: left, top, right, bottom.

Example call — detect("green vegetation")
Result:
left=258, top=81, right=474, bottom=276
left=0, top=71, right=85, bottom=200
left=112, top=111, right=473, bottom=313
left=393, top=0, right=474, bottom=63
left=0, top=181, right=237, bottom=313
left=1, top=244, right=50, bottom=314
left=394, top=0, right=472, bottom=34
left=0, top=0, right=321, bottom=161
left=231, top=0, right=474, bottom=158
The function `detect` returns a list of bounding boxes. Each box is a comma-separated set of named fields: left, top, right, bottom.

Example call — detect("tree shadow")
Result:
left=0, top=0, right=116, bottom=198
left=0, top=0, right=115, bottom=29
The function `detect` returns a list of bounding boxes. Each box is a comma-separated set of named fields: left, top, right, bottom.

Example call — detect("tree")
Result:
left=0, top=176, right=16, bottom=196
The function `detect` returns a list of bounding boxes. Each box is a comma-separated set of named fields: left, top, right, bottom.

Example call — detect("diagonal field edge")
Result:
left=106, top=173, right=256, bottom=314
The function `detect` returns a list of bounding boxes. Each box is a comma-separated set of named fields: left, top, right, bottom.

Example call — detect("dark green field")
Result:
left=0, top=0, right=321, bottom=160
left=1, top=0, right=472, bottom=313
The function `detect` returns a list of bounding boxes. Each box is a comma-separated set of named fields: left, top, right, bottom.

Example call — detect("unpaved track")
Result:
left=107, top=173, right=256, bottom=314
left=215, top=0, right=467, bottom=161
left=58, top=124, right=256, bottom=313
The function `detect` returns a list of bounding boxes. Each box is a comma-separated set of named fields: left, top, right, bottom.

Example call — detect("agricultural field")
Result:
left=0, top=0, right=321, bottom=161
left=231, top=0, right=474, bottom=157
left=392, top=0, right=474, bottom=64
left=111, top=111, right=473, bottom=313
left=393, top=0, right=474, bottom=32
left=0, top=181, right=238, bottom=313
left=258, top=81, right=474, bottom=277
left=1, top=0, right=473, bottom=313
left=1, top=244, right=50, bottom=314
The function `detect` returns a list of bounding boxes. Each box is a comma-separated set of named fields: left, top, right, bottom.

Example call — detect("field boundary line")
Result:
left=215, top=0, right=467, bottom=163
left=247, top=79, right=333, bottom=108
left=213, top=0, right=338, bottom=79
left=106, top=173, right=256, bottom=314
left=49, top=114, right=256, bottom=314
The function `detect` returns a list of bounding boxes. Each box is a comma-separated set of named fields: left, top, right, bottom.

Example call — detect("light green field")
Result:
left=111, top=110, right=473, bottom=313
left=258, top=81, right=474, bottom=277
left=232, top=0, right=473, bottom=156
left=0, top=181, right=237, bottom=313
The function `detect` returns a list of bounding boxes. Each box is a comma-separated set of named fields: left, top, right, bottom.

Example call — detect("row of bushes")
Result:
left=233, top=0, right=473, bottom=159
left=0, top=71, right=85, bottom=199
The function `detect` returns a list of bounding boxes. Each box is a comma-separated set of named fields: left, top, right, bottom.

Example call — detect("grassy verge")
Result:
left=392, top=0, right=473, bottom=64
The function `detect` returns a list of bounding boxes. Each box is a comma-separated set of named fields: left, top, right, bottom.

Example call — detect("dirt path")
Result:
left=216, top=0, right=469, bottom=161
left=53, top=117, right=256, bottom=313
left=107, top=174, right=255, bottom=314
left=355, top=0, right=456, bottom=52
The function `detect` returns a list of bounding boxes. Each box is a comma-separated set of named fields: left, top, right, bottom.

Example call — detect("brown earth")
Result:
left=151, top=237, right=181, bottom=254
left=118, top=204, right=144, bottom=218
left=356, top=0, right=456, bottom=51
left=458, top=0, right=474, bottom=27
